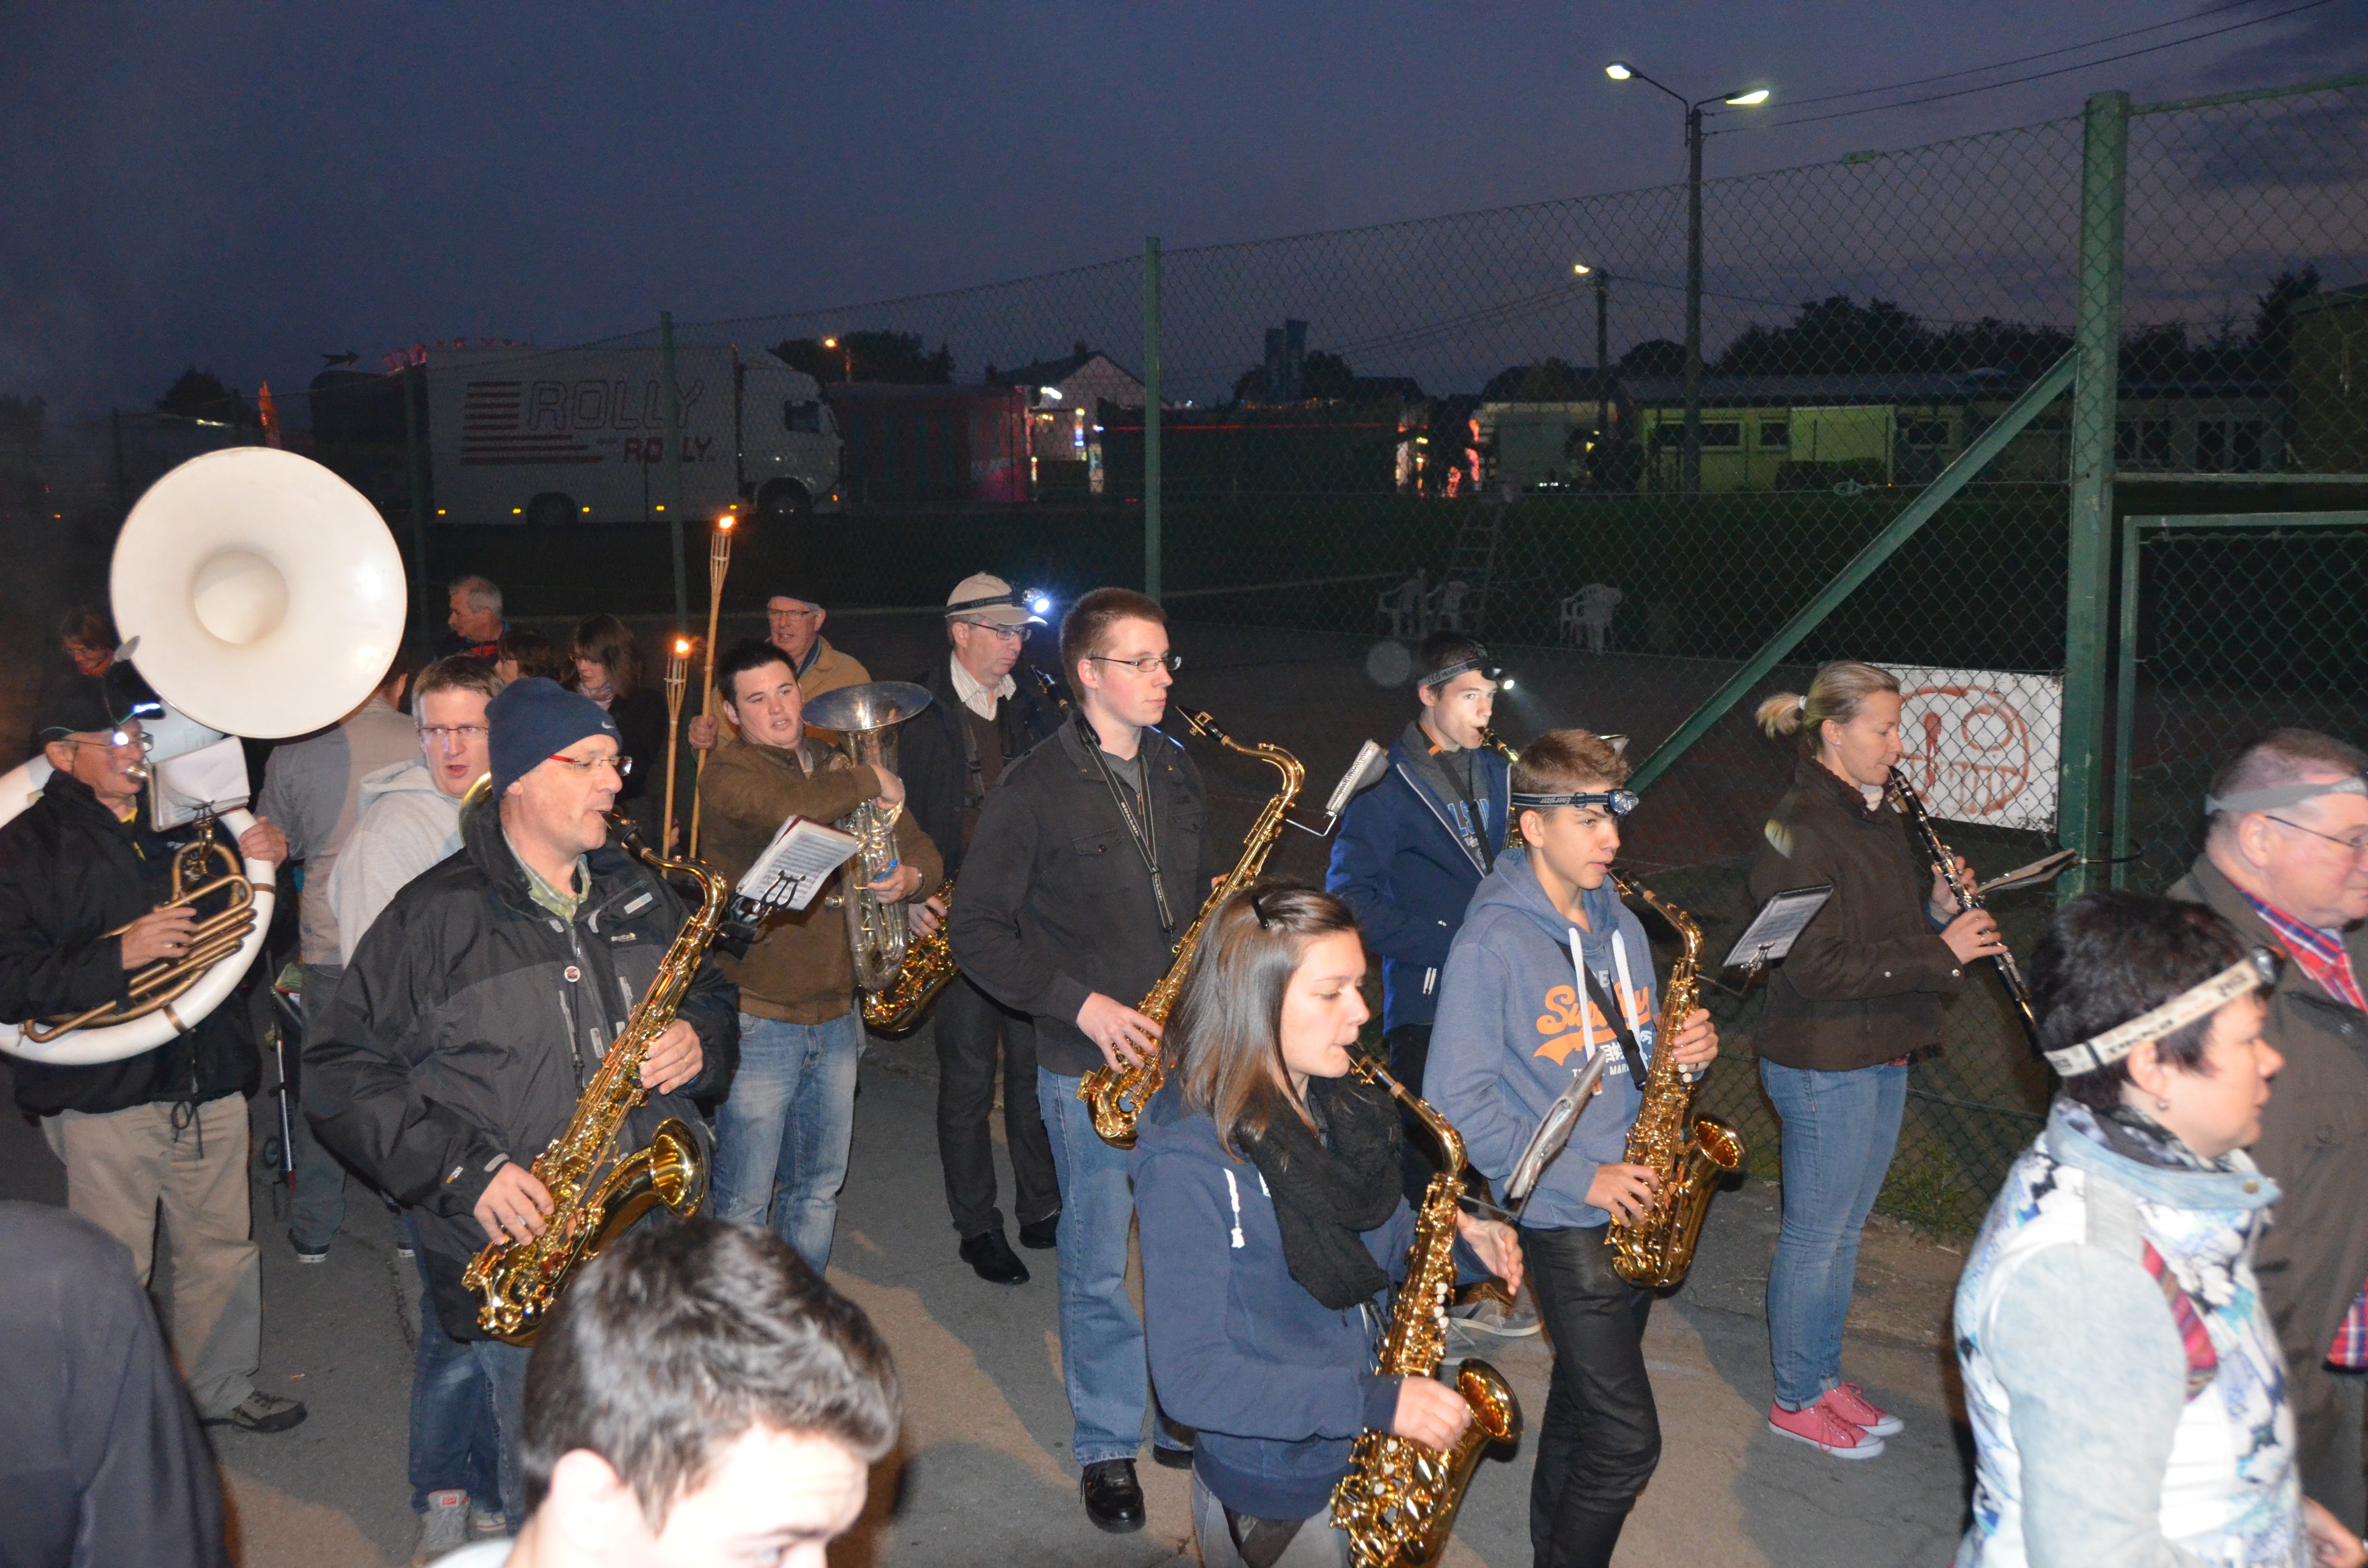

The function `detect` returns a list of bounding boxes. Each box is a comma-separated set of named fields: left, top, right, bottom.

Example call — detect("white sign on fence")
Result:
left=1889, top=665, right=2063, bottom=832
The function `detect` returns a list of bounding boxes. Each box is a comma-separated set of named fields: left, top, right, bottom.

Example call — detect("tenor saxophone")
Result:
left=1603, top=876, right=1743, bottom=1289
left=860, top=875, right=958, bottom=1034
left=462, top=828, right=729, bottom=1346
left=1077, top=709, right=1303, bottom=1149
left=1330, top=1060, right=1521, bottom=1568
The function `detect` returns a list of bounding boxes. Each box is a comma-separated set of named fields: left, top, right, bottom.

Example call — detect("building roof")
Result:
left=989, top=348, right=1144, bottom=390
left=1622, top=370, right=2023, bottom=407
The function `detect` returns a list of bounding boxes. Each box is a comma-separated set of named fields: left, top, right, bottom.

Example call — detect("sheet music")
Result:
left=1722, top=884, right=1834, bottom=970
left=736, top=817, right=860, bottom=914
left=1979, top=847, right=2078, bottom=898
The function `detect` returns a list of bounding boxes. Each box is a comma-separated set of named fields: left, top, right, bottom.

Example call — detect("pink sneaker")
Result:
left=1820, top=1382, right=1903, bottom=1437
left=1767, top=1399, right=1886, bottom=1459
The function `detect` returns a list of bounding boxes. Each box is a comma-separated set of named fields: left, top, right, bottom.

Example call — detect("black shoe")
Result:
left=1018, top=1213, right=1061, bottom=1250
left=959, top=1230, right=1029, bottom=1285
left=1151, top=1442, right=1194, bottom=1470
left=1079, top=1459, right=1145, bottom=1534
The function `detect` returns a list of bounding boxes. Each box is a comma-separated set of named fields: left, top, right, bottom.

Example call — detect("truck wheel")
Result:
left=757, top=480, right=812, bottom=526
left=526, top=492, right=576, bottom=529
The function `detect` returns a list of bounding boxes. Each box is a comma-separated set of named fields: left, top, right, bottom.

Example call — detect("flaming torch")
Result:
left=688, top=510, right=736, bottom=858
left=661, top=637, right=690, bottom=853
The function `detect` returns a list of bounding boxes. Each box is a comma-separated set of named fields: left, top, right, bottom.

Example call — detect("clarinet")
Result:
left=1885, top=766, right=2039, bottom=1045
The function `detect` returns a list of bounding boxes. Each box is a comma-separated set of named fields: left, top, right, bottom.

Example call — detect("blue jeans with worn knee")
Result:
left=711, top=1010, right=863, bottom=1274
left=1760, top=1058, right=1908, bottom=1411
left=1037, top=1066, right=1149, bottom=1468
left=467, top=1338, right=531, bottom=1527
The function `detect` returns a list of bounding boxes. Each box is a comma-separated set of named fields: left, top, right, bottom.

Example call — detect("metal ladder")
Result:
left=1440, top=502, right=1502, bottom=636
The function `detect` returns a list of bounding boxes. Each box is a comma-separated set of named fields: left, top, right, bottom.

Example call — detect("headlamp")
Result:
left=1512, top=788, right=1640, bottom=819
left=1418, top=643, right=1505, bottom=691
left=2043, top=947, right=2279, bottom=1077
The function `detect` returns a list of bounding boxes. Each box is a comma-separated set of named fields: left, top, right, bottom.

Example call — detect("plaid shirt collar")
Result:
left=2238, top=889, right=2368, bottom=1014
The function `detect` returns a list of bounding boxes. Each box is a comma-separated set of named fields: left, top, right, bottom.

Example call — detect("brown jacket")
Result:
left=2169, top=854, right=2368, bottom=1459
left=698, top=735, right=941, bottom=1024
left=1746, top=757, right=1966, bottom=1071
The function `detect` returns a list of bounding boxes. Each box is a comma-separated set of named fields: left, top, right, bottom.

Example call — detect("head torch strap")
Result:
left=2043, top=953, right=2272, bottom=1077
left=1418, top=651, right=1494, bottom=690
left=1511, top=789, right=1639, bottom=818
left=946, top=588, right=1027, bottom=614
left=2205, top=774, right=2368, bottom=815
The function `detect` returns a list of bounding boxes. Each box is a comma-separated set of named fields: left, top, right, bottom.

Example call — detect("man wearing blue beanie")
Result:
left=306, top=676, right=740, bottom=1531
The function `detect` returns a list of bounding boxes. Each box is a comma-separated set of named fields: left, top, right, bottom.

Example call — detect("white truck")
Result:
left=422, top=345, right=840, bottom=526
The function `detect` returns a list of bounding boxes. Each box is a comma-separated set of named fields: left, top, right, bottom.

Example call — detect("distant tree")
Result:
left=2252, top=265, right=2321, bottom=365
left=1231, top=364, right=1265, bottom=404
left=1717, top=295, right=1931, bottom=376
left=1302, top=350, right=1356, bottom=401
left=771, top=331, right=954, bottom=385
left=1618, top=339, right=1686, bottom=377
left=2120, top=320, right=2193, bottom=383
left=157, top=367, right=249, bottom=422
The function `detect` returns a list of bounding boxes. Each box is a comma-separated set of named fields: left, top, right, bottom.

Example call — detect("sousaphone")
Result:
left=0, top=447, right=408, bottom=1065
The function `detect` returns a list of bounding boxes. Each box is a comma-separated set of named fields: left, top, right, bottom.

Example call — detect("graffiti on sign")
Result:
left=1890, top=665, right=2063, bottom=832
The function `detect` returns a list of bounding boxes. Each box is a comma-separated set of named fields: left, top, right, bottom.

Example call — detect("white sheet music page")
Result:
left=736, top=818, right=860, bottom=913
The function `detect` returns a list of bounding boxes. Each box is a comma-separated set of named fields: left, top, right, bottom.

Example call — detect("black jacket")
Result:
left=604, top=687, right=667, bottom=805
left=898, top=655, right=1064, bottom=878
left=0, top=773, right=259, bottom=1118
left=950, top=715, right=1216, bottom=1077
left=303, top=795, right=739, bottom=1341
left=1746, top=757, right=1965, bottom=1071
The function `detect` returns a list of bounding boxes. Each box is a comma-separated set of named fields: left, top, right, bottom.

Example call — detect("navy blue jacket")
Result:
left=1324, top=731, right=1509, bottom=1030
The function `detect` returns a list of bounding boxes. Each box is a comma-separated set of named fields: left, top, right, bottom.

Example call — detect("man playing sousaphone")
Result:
left=696, top=638, right=939, bottom=1275
left=306, top=678, right=740, bottom=1527
left=0, top=676, right=304, bottom=1434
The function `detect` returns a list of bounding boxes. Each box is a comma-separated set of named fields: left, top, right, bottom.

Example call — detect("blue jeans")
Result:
left=1037, top=1066, right=1151, bottom=1467
left=1759, top=1058, right=1908, bottom=1411
left=711, top=1010, right=863, bottom=1274
left=467, top=1338, right=531, bottom=1527
left=401, top=1215, right=503, bottom=1517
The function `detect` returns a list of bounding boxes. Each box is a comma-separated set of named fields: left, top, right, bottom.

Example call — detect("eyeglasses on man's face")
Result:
left=766, top=605, right=824, bottom=622
left=2265, top=813, right=2368, bottom=858
left=546, top=752, right=632, bottom=779
left=959, top=620, right=1031, bottom=644
left=420, top=724, right=488, bottom=749
left=1087, top=652, right=1182, bottom=676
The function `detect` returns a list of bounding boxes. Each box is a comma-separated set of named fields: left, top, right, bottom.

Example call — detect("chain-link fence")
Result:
left=82, top=72, right=2356, bottom=1229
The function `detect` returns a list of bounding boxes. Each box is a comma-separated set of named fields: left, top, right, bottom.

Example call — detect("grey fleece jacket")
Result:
left=327, top=760, right=465, bottom=965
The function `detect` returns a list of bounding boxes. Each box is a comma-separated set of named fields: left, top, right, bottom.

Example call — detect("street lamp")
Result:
left=1574, top=262, right=1613, bottom=475
left=1605, top=62, right=1771, bottom=495
left=822, top=336, right=852, bottom=381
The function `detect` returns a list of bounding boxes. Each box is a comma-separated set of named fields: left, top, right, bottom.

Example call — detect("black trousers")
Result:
left=1385, top=1025, right=1437, bottom=1207
left=934, top=975, right=1060, bottom=1238
left=1519, top=1223, right=1660, bottom=1568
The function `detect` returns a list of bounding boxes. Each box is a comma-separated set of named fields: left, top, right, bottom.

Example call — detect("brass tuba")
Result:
left=1078, top=709, right=1303, bottom=1148
left=1603, top=876, right=1743, bottom=1288
left=1330, top=1059, right=1521, bottom=1568
left=1, top=448, right=407, bottom=1066
left=802, top=682, right=935, bottom=997
left=464, top=816, right=728, bottom=1345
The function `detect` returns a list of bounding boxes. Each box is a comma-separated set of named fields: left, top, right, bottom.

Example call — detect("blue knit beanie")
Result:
left=487, top=678, right=619, bottom=799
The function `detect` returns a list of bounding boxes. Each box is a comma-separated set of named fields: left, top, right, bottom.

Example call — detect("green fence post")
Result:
left=661, top=312, right=689, bottom=628
left=404, top=366, right=432, bottom=653
left=1143, top=236, right=1162, bottom=603
left=2061, top=90, right=2128, bottom=900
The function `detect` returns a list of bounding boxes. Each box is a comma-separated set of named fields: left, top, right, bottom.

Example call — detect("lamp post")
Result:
left=1574, top=262, right=1613, bottom=463
left=822, top=336, right=852, bottom=382
left=1605, top=63, right=1769, bottom=495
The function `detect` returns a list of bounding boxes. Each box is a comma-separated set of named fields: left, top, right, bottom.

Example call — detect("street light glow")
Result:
left=822, top=337, right=838, bottom=349
left=1605, top=62, right=1633, bottom=80
left=1572, top=262, right=1592, bottom=275
left=1725, top=88, right=1770, bottom=106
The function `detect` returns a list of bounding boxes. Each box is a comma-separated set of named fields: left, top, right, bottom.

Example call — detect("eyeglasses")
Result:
left=546, top=752, right=633, bottom=778
left=958, top=620, right=1032, bottom=643
left=2263, top=813, right=2368, bottom=857
left=1087, top=652, right=1183, bottom=675
left=420, top=724, right=489, bottom=748
left=766, top=605, right=824, bottom=621
left=67, top=729, right=151, bottom=754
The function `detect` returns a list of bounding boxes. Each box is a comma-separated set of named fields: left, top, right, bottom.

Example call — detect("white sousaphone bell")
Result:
left=0, top=447, right=409, bottom=1065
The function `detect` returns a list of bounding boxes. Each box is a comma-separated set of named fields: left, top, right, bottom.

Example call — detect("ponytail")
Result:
left=1758, top=662, right=1900, bottom=756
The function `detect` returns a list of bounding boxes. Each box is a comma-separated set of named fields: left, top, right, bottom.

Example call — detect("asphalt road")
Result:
left=1, top=1023, right=1975, bottom=1568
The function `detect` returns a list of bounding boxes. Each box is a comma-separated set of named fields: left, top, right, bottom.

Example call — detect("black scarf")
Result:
left=1243, top=1073, right=1405, bottom=1310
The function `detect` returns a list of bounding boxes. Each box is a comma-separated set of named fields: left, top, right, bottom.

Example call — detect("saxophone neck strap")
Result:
left=1568, top=937, right=1649, bottom=1083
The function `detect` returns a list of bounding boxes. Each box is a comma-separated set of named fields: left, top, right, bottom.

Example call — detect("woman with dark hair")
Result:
left=1747, top=660, right=2008, bottom=1457
left=493, top=627, right=566, bottom=686
left=566, top=614, right=667, bottom=841
left=1133, top=882, right=1521, bottom=1568
left=1956, top=891, right=2362, bottom=1568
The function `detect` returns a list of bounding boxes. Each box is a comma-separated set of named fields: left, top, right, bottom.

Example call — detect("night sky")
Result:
left=6, top=1, right=2365, bottom=415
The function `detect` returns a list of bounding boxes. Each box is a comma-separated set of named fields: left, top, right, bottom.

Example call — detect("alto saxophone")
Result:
left=1483, top=728, right=1523, bottom=851
left=860, top=875, right=959, bottom=1034
left=1078, top=709, right=1303, bottom=1149
left=462, top=828, right=729, bottom=1346
left=1330, top=1060, right=1521, bottom=1568
left=1603, top=876, right=1743, bottom=1289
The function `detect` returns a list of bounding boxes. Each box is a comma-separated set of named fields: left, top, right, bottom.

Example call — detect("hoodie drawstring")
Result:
left=1223, top=1168, right=1245, bottom=1249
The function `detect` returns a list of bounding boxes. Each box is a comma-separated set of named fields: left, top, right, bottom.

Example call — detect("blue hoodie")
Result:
left=1423, top=847, right=1658, bottom=1231
left=1325, top=727, right=1510, bottom=1030
left=1135, top=1081, right=1459, bottom=1520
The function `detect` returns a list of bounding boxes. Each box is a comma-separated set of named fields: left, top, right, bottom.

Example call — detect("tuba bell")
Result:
left=0, top=448, right=408, bottom=1066
left=800, top=681, right=935, bottom=996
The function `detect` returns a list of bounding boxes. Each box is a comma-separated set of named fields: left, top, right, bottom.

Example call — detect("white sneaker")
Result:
left=412, top=1490, right=471, bottom=1564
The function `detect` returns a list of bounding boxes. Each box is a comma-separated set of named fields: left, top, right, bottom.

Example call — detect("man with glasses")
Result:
left=2172, top=728, right=2368, bottom=1531
left=686, top=591, right=870, bottom=755
left=321, top=654, right=509, bottom=1560
left=898, top=574, right=1065, bottom=1284
left=0, top=680, right=305, bottom=1435
left=308, top=677, right=740, bottom=1530
left=951, top=587, right=1215, bottom=1532
left=256, top=649, right=417, bottom=1264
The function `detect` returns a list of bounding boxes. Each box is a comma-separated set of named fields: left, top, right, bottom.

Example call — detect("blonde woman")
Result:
left=1749, top=662, right=2005, bottom=1458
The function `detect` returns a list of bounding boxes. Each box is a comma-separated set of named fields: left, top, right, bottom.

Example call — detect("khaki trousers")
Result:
left=44, top=1095, right=260, bottom=1418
